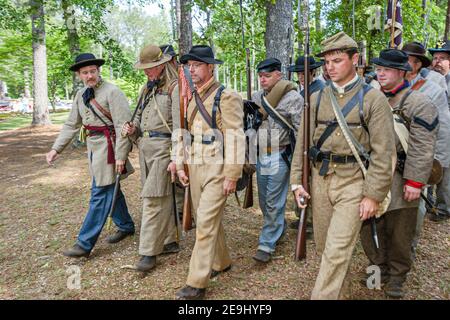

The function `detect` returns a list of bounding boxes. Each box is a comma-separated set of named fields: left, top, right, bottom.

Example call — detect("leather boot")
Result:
left=175, top=285, right=206, bottom=300
left=63, top=244, right=90, bottom=258
left=106, top=230, right=134, bottom=244
left=136, top=256, right=156, bottom=272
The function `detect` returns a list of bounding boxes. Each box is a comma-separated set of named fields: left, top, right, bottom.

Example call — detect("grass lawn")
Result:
left=0, top=111, right=69, bottom=131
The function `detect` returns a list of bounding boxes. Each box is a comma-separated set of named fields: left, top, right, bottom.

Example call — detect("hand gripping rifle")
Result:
left=295, top=0, right=311, bottom=261
left=240, top=0, right=254, bottom=209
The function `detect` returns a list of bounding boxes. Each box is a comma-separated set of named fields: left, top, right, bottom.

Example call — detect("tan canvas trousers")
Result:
left=186, top=163, right=232, bottom=289
left=310, top=166, right=364, bottom=300
left=139, top=195, right=177, bottom=256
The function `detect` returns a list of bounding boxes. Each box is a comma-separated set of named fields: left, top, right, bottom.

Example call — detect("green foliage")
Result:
left=0, top=0, right=447, bottom=101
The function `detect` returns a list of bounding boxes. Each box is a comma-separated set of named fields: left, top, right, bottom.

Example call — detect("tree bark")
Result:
left=61, top=0, right=83, bottom=98
left=170, top=0, right=177, bottom=42
left=315, top=0, right=321, bottom=33
left=30, top=0, right=51, bottom=125
left=445, top=0, right=450, bottom=41
left=265, top=0, right=294, bottom=77
left=24, top=67, right=31, bottom=98
left=0, top=80, right=5, bottom=99
left=177, top=0, right=193, bottom=56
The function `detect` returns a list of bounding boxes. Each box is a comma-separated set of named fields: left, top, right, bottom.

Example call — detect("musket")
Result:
left=171, top=182, right=181, bottom=242
left=106, top=173, right=121, bottom=230
left=178, top=65, right=193, bottom=233
left=295, top=0, right=311, bottom=261
left=240, top=0, right=254, bottom=209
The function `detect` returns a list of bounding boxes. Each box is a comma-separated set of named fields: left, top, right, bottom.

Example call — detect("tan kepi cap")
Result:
left=317, top=31, right=358, bottom=57
left=135, top=44, right=172, bottom=69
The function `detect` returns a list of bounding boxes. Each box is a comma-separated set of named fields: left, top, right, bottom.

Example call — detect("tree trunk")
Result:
left=30, top=0, right=51, bottom=125
left=422, top=0, right=426, bottom=20
left=315, top=0, right=321, bottom=33
left=24, top=67, right=31, bottom=98
left=170, top=0, right=177, bottom=43
left=265, top=0, right=294, bottom=77
left=0, top=80, right=4, bottom=99
left=109, top=50, right=114, bottom=80
left=61, top=0, right=83, bottom=98
left=177, top=0, right=192, bottom=56
left=445, top=0, right=450, bottom=41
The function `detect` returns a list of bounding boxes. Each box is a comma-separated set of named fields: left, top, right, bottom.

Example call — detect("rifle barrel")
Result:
left=295, top=0, right=311, bottom=261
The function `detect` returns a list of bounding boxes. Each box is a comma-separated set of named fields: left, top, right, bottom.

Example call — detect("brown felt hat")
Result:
left=135, top=44, right=171, bottom=70
left=402, top=42, right=431, bottom=68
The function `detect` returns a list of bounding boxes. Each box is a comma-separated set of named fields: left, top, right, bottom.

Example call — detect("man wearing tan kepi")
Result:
left=361, top=49, right=439, bottom=299
left=122, top=44, right=180, bottom=272
left=46, top=53, right=135, bottom=258
left=290, top=32, right=396, bottom=299
left=175, top=45, right=245, bottom=299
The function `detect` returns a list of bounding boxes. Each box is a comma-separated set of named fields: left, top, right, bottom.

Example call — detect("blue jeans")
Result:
left=256, top=151, right=290, bottom=254
left=76, top=178, right=135, bottom=251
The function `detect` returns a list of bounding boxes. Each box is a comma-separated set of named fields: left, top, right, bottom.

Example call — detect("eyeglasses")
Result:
left=432, top=56, right=449, bottom=62
left=187, top=62, right=206, bottom=70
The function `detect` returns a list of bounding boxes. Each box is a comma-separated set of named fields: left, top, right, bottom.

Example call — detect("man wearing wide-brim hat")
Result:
left=360, top=49, right=439, bottom=298
left=174, top=45, right=245, bottom=299
left=46, top=53, right=135, bottom=258
left=403, top=41, right=450, bottom=226
left=290, top=32, right=396, bottom=299
left=287, top=56, right=325, bottom=98
left=121, top=44, right=182, bottom=272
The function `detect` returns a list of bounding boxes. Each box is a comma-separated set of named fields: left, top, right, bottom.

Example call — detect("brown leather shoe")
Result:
left=161, top=242, right=180, bottom=255
left=384, top=280, right=405, bottom=299
left=136, top=256, right=156, bottom=272
left=210, top=265, right=232, bottom=278
left=63, top=244, right=90, bottom=258
left=106, top=230, right=134, bottom=244
left=175, top=285, right=206, bottom=300
left=253, top=250, right=271, bottom=263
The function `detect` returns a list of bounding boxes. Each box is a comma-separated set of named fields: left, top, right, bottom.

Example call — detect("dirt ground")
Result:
left=0, top=125, right=449, bottom=300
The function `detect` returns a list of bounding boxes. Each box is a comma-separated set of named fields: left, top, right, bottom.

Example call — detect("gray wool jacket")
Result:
left=412, top=72, right=450, bottom=168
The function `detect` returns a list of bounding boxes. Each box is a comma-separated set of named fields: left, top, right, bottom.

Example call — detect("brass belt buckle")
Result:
left=266, top=146, right=272, bottom=154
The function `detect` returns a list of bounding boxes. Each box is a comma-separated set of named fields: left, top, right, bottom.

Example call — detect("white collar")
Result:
left=332, top=74, right=359, bottom=94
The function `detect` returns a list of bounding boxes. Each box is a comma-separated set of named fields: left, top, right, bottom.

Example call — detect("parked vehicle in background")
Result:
left=0, top=99, right=13, bottom=112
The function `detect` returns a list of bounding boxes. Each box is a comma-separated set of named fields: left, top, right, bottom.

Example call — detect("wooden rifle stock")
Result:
left=178, top=66, right=193, bottom=232
left=243, top=173, right=253, bottom=208
left=242, top=47, right=254, bottom=209
left=181, top=165, right=192, bottom=232
left=295, top=0, right=311, bottom=261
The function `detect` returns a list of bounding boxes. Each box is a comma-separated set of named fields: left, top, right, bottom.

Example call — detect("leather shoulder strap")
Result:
left=91, top=99, right=113, bottom=122
left=189, top=82, right=221, bottom=130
